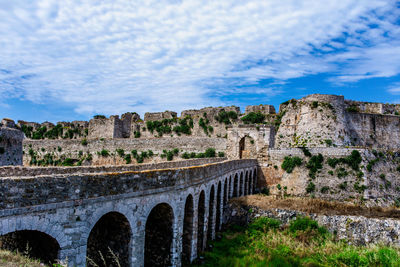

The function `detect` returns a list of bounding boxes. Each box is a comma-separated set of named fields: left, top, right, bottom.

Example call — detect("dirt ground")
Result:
left=231, top=194, right=400, bottom=219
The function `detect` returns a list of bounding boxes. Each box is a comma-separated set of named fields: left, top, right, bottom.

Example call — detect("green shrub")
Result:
left=248, top=217, right=280, bottom=233
left=99, top=149, right=109, bottom=157
left=81, top=138, right=88, bottom=146
left=215, top=110, right=238, bottom=125
left=339, top=182, right=348, bottom=190
left=325, top=139, right=333, bottom=147
left=218, top=151, right=225, bottom=157
left=62, top=158, right=75, bottom=166
left=289, top=217, right=327, bottom=236
left=148, top=150, right=154, bottom=157
left=167, top=151, right=174, bottom=161
left=57, top=146, right=62, bottom=152
left=306, top=182, right=315, bottom=193
left=306, top=154, right=324, bottom=178
left=136, top=156, right=144, bottom=163
left=379, top=173, right=386, bottom=180
left=281, top=156, right=302, bottom=173
left=311, top=101, right=319, bottom=109
left=131, top=150, right=138, bottom=158
left=134, top=131, right=141, bottom=138
left=354, top=182, right=367, bottom=193
left=93, top=115, right=106, bottom=119
left=346, top=105, right=359, bottom=113
left=321, top=186, right=329, bottom=194
left=124, top=154, right=132, bottom=164
left=182, top=152, right=190, bottom=159
left=300, top=147, right=312, bottom=157
left=205, top=148, right=216, bottom=157
left=337, top=167, right=348, bottom=178
left=241, top=112, right=265, bottom=124
left=116, top=148, right=125, bottom=157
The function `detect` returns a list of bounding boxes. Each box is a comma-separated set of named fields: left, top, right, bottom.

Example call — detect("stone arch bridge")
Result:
left=0, top=159, right=258, bottom=266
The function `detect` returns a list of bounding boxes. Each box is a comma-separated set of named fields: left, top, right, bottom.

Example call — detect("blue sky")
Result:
left=1, top=0, right=400, bottom=123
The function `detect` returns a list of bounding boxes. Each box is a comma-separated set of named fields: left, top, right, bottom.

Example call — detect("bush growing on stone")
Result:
left=215, top=110, right=238, bottom=125
left=248, top=217, right=280, bottom=233
left=116, top=148, right=125, bottom=157
left=134, top=131, right=141, bottom=138
left=306, top=154, right=324, bottom=178
left=324, top=139, right=333, bottom=147
left=148, top=150, right=154, bottom=157
left=354, top=182, right=367, bottom=193
left=124, top=154, right=131, bottom=164
left=300, top=147, right=312, bottom=157
left=205, top=148, right=216, bottom=157
left=320, top=186, right=329, bottom=194
left=289, top=216, right=328, bottom=238
left=93, top=115, right=106, bottom=119
left=81, top=138, right=88, bottom=146
left=62, top=158, right=74, bottom=166
left=281, top=156, right=302, bottom=173
left=337, top=167, right=348, bottom=178
left=379, top=173, right=386, bottom=180
left=57, top=146, right=62, bottom=152
left=338, top=182, right=347, bottom=190
left=346, top=105, right=359, bottom=113
left=311, top=101, right=319, bottom=109
left=241, top=112, right=265, bottom=124
left=190, top=152, right=197, bottom=158
left=306, top=182, right=315, bottom=193
left=98, top=149, right=109, bottom=157
left=182, top=152, right=190, bottom=159
left=218, top=151, right=225, bottom=157
left=131, top=150, right=138, bottom=158
left=166, top=151, right=174, bottom=161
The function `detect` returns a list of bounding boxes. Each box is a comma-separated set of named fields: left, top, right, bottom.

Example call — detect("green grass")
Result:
left=192, top=217, right=400, bottom=267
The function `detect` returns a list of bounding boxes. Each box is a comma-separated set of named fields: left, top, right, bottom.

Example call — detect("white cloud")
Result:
left=0, top=0, right=398, bottom=116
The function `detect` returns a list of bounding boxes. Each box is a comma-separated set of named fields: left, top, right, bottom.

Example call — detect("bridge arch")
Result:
left=239, top=172, right=244, bottom=196
left=216, top=181, right=222, bottom=231
left=144, top=203, right=174, bottom=267
left=197, top=190, right=206, bottom=254
left=245, top=171, right=249, bottom=195
left=233, top=174, right=239, bottom=197
left=207, top=185, right=215, bottom=242
left=182, top=194, right=194, bottom=264
left=87, top=211, right=132, bottom=267
left=0, top=229, right=60, bottom=264
left=223, top=178, right=228, bottom=206
left=253, top=168, right=257, bottom=192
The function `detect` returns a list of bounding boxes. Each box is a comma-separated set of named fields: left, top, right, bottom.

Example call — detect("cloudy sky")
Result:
left=1, top=0, right=400, bottom=122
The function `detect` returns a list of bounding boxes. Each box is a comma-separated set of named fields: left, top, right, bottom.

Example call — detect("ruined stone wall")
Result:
left=0, top=124, right=24, bottom=166
left=259, top=148, right=400, bottom=207
left=346, top=112, right=400, bottom=149
left=22, top=137, right=227, bottom=166
left=144, top=111, right=177, bottom=121
left=245, top=105, right=276, bottom=115
left=275, top=94, right=400, bottom=150
left=275, top=94, right=347, bottom=148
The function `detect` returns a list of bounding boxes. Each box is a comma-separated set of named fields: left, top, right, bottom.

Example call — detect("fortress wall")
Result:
left=0, top=127, right=24, bottom=166
left=346, top=112, right=400, bottom=149
left=22, top=137, right=227, bottom=166
left=260, top=148, right=400, bottom=206
left=275, top=94, right=347, bottom=148
left=0, top=157, right=225, bottom=178
left=88, top=117, right=116, bottom=139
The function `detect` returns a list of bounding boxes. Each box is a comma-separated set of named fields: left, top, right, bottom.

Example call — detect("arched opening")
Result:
left=239, top=173, right=243, bottom=196
left=0, top=230, right=60, bottom=265
left=182, top=194, right=194, bottom=264
left=239, top=136, right=256, bottom=159
left=228, top=176, right=232, bottom=199
left=223, top=178, right=228, bottom=205
left=253, top=169, right=257, bottom=192
left=87, top=212, right=131, bottom=267
left=144, top=203, right=174, bottom=267
left=249, top=170, right=253, bottom=194
left=207, top=185, right=215, bottom=242
left=233, top=174, right=238, bottom=197
left=197, top=191, right=206, bottom=254
left=216, top=182, right=222, bottom=231
left=245, top=171, right=249, bottom=195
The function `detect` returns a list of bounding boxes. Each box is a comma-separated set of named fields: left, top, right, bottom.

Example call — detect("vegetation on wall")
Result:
left=281, top=156, right=302, bottom=173
left=215, top=109, right=238, bottom=125
left=241, top=112, right=265, bottom=124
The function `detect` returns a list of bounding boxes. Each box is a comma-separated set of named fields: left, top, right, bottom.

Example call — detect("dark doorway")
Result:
left=197, top=191, right=206, bottom=254
left=87, top=212, right=132, bottom=267
left=144, top=203, right=174, bottom=267
left=182, top=194, right=194, bottom=264
left=0, top=230, right=60, bottom=265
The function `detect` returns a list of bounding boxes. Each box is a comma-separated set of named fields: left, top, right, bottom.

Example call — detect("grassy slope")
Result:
left=192, top=217, right=400, bottom=267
